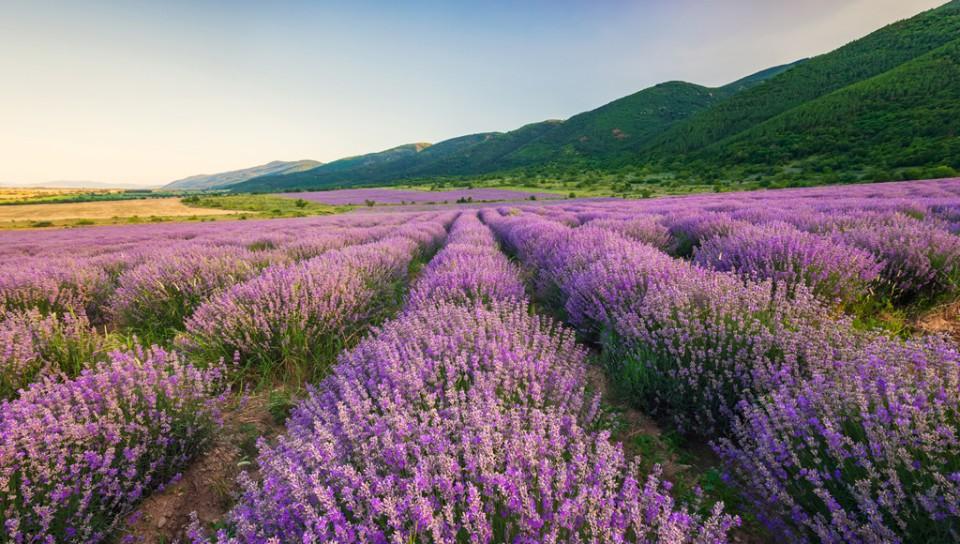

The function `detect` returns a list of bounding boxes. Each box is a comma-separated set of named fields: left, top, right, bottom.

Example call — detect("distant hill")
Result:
left=231, top=62, right=796, bottom=193
left=164, top=160, right=322, bottom=190
left=229, top=1, right=960, bottom=192
left=0, top=180, right=151, bottom=190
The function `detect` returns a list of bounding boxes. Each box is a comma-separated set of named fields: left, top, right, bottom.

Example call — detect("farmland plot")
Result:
left=1, top=178, right=959, bottom=543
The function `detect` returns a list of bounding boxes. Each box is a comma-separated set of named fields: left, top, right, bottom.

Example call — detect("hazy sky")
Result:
left=0, top=0, right=947, bottom=186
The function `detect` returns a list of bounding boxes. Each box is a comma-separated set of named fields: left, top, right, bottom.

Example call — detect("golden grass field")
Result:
left=0, top=187, right=118, bottom=204
left=0, top=197, right=241, bottom=228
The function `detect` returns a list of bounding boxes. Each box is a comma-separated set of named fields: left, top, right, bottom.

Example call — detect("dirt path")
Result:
left=582, top=359, right=770, bottom=544
left=115, top=392, right=286, bottom=543
left=916, top=300, right=960, bottom=343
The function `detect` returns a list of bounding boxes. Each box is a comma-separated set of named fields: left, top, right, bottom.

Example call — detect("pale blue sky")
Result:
left=0, top=0, right=946, bottom=185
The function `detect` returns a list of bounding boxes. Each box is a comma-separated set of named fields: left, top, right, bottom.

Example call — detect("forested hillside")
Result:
left=700, top=38, right=960, bottom=178
left=228, top=1, right=960, bottom=193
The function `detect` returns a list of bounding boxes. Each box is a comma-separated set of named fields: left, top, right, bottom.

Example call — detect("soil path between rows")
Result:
left=116, top=393, right=283, bottom=543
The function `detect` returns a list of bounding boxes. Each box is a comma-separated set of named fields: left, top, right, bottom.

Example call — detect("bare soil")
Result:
left=583, top=362, right=770, bottom=544
left=115, top=392, right=285, bottom=543
left=916, top=299, right=960, bottom=343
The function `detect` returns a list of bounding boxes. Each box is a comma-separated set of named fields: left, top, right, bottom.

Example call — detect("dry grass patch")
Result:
left=0, top=197, right=240, bottom=228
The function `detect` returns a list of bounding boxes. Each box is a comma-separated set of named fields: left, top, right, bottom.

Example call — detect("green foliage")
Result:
left=701, top=38, right=960, bottom=175
left=267, top=389, right=296, bottom=424
left=181, top=194, right=341, bottom=217
left=649, top=1, right=960, bottom=157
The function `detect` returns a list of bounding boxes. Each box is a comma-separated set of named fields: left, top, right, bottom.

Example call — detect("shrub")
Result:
left=717, top=335, right=960, bottom=543
left=110, top=245, right=260, bottom=343
left=0, top=346, right=225, bottom=541
left=693, top=223, right=883, bottom=307
left=405, top=213, right=525, bottom=311
left=838, top=215, right=960, bottom=303
left=201, top=303, right=737, bottom=543
left=0, top=309, right=108, bottom=399
left=179, top=238, right=422, bottom=383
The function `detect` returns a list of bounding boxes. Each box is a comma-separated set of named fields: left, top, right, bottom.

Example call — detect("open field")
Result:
left=0, top=187, right=120, bottom=204
left=277, top=187, right=562, bottom=205
left=0, top=195, right=343, bottom=229
left=1, top=179, right=958, bottom=543
left=0, top=197, right=241, bottom=228
left=182, top=193, right=345, bottom=217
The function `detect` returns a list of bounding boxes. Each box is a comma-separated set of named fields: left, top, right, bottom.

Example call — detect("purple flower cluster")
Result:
left=485, top=211, right=845, bottom=434
left=198, top=213, right=737, bottom=542
left=405, top=212, right=526, bottom=311
left=586, top=216, right=673, bottom=252
left=179, top=226, right=444, bottom=382
left=717, top=334, right=960, bottom=543
left=662, top=213, right=752, bottom=257
left=109, top=244, right=263, bottom=341
left=208, top=302, right=736, bottom=543
left=0, top=309, right=106, bottom=399
left=0, top=257, right=112, bottom=322
left=693, top=222, right=883, bottom=307
left=1, top=346, right=225, bottom=542
left=836, top=214, right=960, bottom=302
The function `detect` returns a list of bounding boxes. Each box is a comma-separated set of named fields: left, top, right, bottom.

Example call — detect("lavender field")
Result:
left=277, top=187, right=562, bottom=205
left=2, top=179, right=960, bottom=543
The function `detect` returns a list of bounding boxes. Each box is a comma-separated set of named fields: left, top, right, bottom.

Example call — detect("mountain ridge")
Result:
left=230, top=60, right=801, bottom=192
left=164, top=160, right=322, bottom=190
left=182, top=1, right=959, bottom=192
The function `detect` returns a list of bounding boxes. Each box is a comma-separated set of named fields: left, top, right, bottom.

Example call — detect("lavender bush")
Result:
left=180, top=237, right=426, bottom=383
left=406, top=212, right=526, bottom=311
left=587, top=216, right=673, bottom=252
left=838, top=217, right=960, bottom=303
left=693, top=223, right=883, bottom=307
left=0, top=309, right=107, bottom=399
left=0, top=258, right=113, bottom=322
left=662, top=213, right=752, bottom=257
left=717, top=334, right=960, bottom=543
left=203, top=302, right=737, bottom=543
left=0, top=346, right=225, bottom=542
left=110, top=244, right=261, bottom=342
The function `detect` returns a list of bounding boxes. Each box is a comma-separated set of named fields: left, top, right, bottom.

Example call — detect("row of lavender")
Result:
left=482, top=199, right=960, bottom=543
left=546, top=179, right=960, bottom=310
left=197, top=212, right=738, bottom=543
left=0, top=212, right=451, bottom=397
left=0, top=212, right=455, bottom=542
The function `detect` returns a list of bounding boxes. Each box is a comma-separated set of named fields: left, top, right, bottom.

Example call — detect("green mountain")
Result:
left=699, top=38, right=960, bottom=175
left=232, top=1, right=960, bottom=192
left=645, top=0, right=960, bottom=161
left=233, top=62, right=793, bottom=193
left=504, top=61, right=803, bottom=166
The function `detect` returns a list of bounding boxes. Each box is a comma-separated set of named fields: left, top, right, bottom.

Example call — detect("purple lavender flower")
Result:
left=0, top=309, right=107, bottom=399
left=717, top=334, right=960, bottom=543
left=179, top=229, right=442, bottom=383
left=204, top=302, right=737, bottom=543
left=0, top=346, right=225, bottom=542
left=109, top=244, right=262, bottom=342
left=693, top=222, right=883, bottom=307
left=406, top=212, right=526, bottom=311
